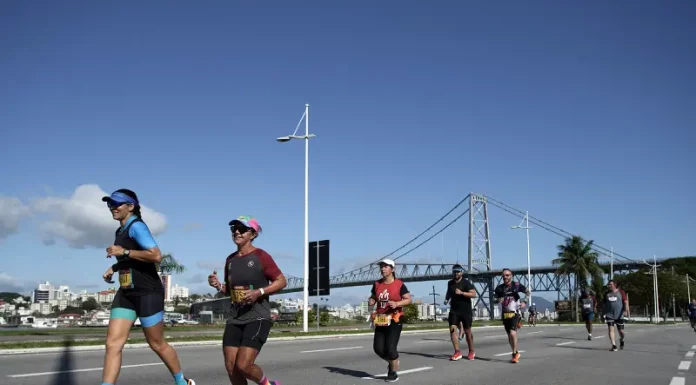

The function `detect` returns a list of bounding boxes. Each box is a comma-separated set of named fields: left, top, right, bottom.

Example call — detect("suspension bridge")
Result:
left=192, top=193, right=658, bottom=319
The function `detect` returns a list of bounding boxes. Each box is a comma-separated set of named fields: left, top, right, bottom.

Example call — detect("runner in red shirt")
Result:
left=368, top=259, right=412, bottom=383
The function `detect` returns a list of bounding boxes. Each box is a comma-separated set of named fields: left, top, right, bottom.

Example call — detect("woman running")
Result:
left=100, top=189, right=194, bottom=385
left=368, top=258, right=412, bottom=383
left=208, top=216, right=286, bottom=385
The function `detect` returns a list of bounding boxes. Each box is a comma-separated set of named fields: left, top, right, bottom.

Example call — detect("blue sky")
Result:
left=1, top=1, right=694, bottom=307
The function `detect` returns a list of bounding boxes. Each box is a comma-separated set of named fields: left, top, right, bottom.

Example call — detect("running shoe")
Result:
left=450, top=351, right=463, bottom=361
left=186, top=378, right=195, bottom=385
left=511, top=352, right=520, bottom=363
left=386, top=370, right=399, bottom=382
left=467, top=351, right=476, bottom=360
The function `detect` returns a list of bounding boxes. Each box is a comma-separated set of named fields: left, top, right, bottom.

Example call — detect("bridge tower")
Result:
left=467, top=193, right=496, bottom=320
left=468, top=193, right=492, bottom=272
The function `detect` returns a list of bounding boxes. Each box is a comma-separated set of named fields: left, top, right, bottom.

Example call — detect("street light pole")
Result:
left=276, top=104, right=316, bottom=333
left=511, top=211, right=532, bottom=307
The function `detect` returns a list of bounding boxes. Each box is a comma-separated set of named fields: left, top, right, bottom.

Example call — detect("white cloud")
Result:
left=31, top=184, right=168, bottom=249
left=0, top=197, right=31, bottom=240
left=0, top=272, right=29, bottom=293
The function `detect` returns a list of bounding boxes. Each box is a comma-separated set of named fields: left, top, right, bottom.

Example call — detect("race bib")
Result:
left=231, top=286, right=250, bottom=304
left=608, top=296, right=617, bottom=302
left=118, top=269, right=132, bottom=288
left=374, top=313, right=392, bottom=327
left=583, top=303, right=592, bottom=309
left=503, top=312, right=516, bottom=319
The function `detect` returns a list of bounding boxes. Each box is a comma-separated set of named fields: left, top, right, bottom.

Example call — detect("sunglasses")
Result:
left=230, top=225, right=252, bottom=234
left=106, top=201, right=128, bottom=209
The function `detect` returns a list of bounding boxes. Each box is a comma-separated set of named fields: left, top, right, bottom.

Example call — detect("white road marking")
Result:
left=526, top=331, right=543, bottom=335
left=300, top=346, right=363, bottom=353
left=691, top=345, right=696, bottom=350
left=8, top=363, right=163, bottom=378
left=669, top=376, right=685, bottom=385
left=556, top=341, right=576, bottom=346
left=493, top=350, right=526, bottom=357
left=686, top=351, right=695, bottom=358
left=594, top=336, right=605, bottom=339
left=361, top=366, right=432, bottom=379
left=678, top=361, right=691, bottom=371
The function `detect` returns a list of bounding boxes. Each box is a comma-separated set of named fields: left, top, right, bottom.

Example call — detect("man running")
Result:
left=688, top=299, right=696, bottom=331
left=494, top=268, right=529, bottom=363
left=443, top=264, right=476, bottom=361
left=528, top=302, right=537, bottom=326
left=603, top=280, right=627, bottom=351
left=580, top=290, right=597, bottom=340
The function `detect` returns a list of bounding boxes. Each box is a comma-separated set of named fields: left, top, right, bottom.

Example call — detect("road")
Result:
left=1, top=323, right=693, bottom=385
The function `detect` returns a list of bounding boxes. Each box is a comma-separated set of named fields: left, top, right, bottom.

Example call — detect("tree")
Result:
left=157, top=253, right=187, bottom=275
left=190, top=294, right=202, bottom=302
left=173, top=296, right=181, bottom=307
left=269, top=301, right=281, bottom=309
left=553, top=236, right=603, bottom=321
left=401, top=304, right=419, bottom=323
left=82, top=297, right=100, bottom=312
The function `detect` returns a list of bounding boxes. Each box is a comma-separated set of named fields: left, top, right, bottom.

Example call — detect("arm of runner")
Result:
left=258, top=250, right=287, bottom=296
left=494, top=285, right=504, bottom=303
left=396, top=283, right=412, bottom=306
left=108, top=221, right=162, bottom=267
left=461, top=280, right=477, bottom=298
left=368, top=283, right=377, bottom=306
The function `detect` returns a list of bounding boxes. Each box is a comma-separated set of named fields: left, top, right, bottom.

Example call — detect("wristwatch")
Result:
left=123, top=249, right=131, bottom=257
left=259, top=288, right=266, bottom=296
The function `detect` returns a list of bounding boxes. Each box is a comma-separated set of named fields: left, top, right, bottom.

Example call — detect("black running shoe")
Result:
left=386, top=370, right=399, bottom=382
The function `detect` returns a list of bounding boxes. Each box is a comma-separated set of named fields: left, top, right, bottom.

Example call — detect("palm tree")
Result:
left=553, top=236, right=604, bottom=320
left=157, top=253, right=187, bottom=275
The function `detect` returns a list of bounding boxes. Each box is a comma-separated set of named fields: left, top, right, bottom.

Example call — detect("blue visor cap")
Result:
left=101, top=192, right=138, bottom=205
left=452, top=266, right=465, bottom=273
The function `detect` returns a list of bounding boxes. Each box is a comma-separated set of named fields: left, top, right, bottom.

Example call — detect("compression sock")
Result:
left=173, top=371, right=187, bottom=385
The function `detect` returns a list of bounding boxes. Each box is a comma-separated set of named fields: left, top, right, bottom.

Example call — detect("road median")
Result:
left=0, top=323, right=595, bottom=355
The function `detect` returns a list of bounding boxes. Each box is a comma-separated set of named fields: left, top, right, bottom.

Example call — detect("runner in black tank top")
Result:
left=100, top=189, right=194, bottom=385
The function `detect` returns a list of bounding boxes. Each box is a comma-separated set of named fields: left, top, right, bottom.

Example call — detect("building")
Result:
left=171, top=284, right=189, bottom=299
left=159, top=274, right=172, bottom=301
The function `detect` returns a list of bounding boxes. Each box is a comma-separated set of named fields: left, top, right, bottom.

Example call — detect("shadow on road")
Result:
left=324, top=366, right=373, bottom=378
left=400, top=351, right=451, bottom=360
left=555, top=344, right=684, bottom=356
left=50, top=336, right=76, bottom=385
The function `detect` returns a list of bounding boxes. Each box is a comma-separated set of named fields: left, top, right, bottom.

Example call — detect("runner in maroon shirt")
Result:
left=208, top=216, right=286, bottom=385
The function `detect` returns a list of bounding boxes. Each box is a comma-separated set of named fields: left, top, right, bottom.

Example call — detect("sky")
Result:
left=1, top=1, right=694, bottom=307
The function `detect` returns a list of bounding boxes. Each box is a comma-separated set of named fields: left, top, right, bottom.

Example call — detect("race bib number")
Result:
left=374, top=314, right=392, bottom=327
left=583, top=303, right=592, bottom=309
left=608, top=296, right=617, bottom=302
left=231, top=286, right=249, bottom=304
left=118, top=270, right=132, bottom=288
left=503, top=312, right=516, bottom=319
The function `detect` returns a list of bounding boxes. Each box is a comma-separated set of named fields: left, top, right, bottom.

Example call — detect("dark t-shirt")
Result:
left=223, top=248, right=283, bottom=325
left=494, top=282, right=528, bottom=313
left=446, top=278, right=475, bottom=314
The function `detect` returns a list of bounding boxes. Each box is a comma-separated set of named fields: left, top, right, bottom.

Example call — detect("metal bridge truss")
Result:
left=191, top=260, right=651, bottom=318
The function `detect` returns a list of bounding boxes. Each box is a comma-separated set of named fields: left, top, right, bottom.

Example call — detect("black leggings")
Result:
left=373, top=322, right=402, bottom=361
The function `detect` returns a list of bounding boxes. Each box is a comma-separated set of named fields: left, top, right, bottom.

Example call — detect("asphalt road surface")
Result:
left=1, top=323, right=693, bottom=385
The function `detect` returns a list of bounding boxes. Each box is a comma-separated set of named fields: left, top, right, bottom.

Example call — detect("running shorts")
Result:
left=448, top=311, right=473, bottom=329
left=502, top=311, right=519, bottom=333
left=223, top=320, right=272, bottom=351
left=110, top=290, right=164, bottom=328
left=605, top=317, right=625, bottom=329
left=582, top=312, right=594, bottom=322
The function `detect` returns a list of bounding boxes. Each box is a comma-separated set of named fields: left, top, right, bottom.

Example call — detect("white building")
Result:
left=171, top=284, right=189, bottom=299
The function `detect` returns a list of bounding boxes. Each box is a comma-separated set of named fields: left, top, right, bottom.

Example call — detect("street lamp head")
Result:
left=276, top=136, right=292, bottom=143
left=510, top=226, right=520, bottom=229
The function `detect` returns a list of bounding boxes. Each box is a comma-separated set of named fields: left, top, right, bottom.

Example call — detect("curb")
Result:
left=0, top=323, right=577, bottom=356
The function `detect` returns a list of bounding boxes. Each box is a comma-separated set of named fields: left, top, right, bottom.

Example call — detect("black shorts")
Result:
left=223, top=320, right=272, bottom=351
left=605, top=317, right=625, bottom=329
left=111, top=290, right=164, bottom=327
left=502, top=312, right=519, bottom=333
left=448, top=311, right=473, bottom=329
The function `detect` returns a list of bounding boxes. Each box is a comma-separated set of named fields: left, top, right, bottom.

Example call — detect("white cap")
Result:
left=378, top=258, right=396, bottom=268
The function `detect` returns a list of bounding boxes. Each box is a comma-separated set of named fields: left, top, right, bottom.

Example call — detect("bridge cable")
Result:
left=485, top=196, right=640, bottom=264
left=368, top=194, right=471, bottom=265
left=391, top=208, right=471, bottom=262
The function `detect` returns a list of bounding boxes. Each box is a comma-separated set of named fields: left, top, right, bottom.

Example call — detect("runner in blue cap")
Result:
left=100, top=188, right=194, bottom=385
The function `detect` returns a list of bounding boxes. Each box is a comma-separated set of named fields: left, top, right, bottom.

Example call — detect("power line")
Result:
left=485, top=195, right=639, bottom=264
